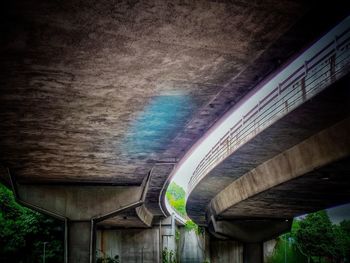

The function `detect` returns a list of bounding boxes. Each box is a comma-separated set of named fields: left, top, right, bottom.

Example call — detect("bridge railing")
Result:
left=188, top=20, right=350, bottom=193
left=164, top=196, right=187, bottom=225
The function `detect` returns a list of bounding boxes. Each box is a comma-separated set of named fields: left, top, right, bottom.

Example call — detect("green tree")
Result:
left=295, top=211, right=335, bottom=262
left=333, top=220, right=350, bottom=261
left=166, top=182, right=186, bottom=217
left=0, top=183, right=64, bottom=263
left=266, top=234, right=308, bottom=263
left=267, top=211, right=350, bottom=263
left=333, top=224, right=347, bottom=262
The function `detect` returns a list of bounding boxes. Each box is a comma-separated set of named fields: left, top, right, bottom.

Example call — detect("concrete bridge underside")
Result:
left=186, top=76, right=350, bottom=261
left=0, top=0, right=349, bottom=262
left=187, top=75, right=350, bottom=224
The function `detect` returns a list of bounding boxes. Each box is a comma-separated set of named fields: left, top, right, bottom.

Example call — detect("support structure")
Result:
left=68, top=221, right=92, bottom=263
left=8, top=170, right=151, bottom=263
left=244, top=243, right=263, bottom=263
left=209, top=215, right=292, bottom=263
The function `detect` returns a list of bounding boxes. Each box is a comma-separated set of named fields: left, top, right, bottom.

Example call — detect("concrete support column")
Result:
left=8, top=172, right=149, bottom=263
left=67, top=221, right=93, bottom=263
left=244, top=243, right=263, bottom=263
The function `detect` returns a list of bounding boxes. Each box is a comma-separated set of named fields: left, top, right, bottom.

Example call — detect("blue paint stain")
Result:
left=124, top=95, right=195, bottom=157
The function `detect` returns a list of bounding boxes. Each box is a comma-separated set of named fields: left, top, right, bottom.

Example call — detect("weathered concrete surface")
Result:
left=98, top=207, right=150, bottom=228
left=221, top=156, right=350, bottom=220
left=209, top=238, right=243, bottom=263
left=0, top=0, right=347, bottom=188
left=211, top=117, right=350, bottom=218
left=97, top=226, right=246, bottom=263
left=17, top=184, right=143, bottom=220
left=11, top=181, right=150, bottom=262
left=187, top=75, right=350, bottom=225
left=244, top=243, right=263, bottom=263
left=68, top=221, right=91, bottom=263
left=96, top=216, right=177, bottom=263
left=0, top=0, right=307, bottom=184
left=178, top=228, right=209, bottom=263
left=136, top=205, right=154, bottom=227
left=97, top=228, right=160, bottom=263
left=211, top=218, right=292, bottom=243
left=145, top=163, right=175, bottom=216
left=0, top=0, right=349, bottom=229
left=0, top=1, right=347, bottom=262
left=186, top=86, right=350, bottom=263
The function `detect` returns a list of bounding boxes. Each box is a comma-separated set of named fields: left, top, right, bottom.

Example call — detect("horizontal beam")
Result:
left=211, top=117, right=350, bottom=216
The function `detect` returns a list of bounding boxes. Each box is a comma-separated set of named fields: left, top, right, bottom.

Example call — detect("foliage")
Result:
left=166, top=182, right=187, bottom=217
left=333, top=220, right=350, bottom=261
left=295, top=211, right=334, bottom=260
left=184, top=220, right=204, bottom=235
left=266, top=234, right=308, bottom=263
left=267, top=210, right=350, bottom=263
left=184, top=219, right=197, bottom=231
left=0, top=183, right=64, bottom=263
left=166, top=182, right=204, bottom=237
left=162, top=247, right=177, bottom=263
left=96, top=255, right=120, bottom=263
left=175, top=229, right=180, bottom=241
left=339, top=219, right=350, bottom=259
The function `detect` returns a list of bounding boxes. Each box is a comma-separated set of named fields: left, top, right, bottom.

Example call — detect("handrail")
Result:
left=164, top=197, right=187, bottom=225
left=188, top=19, right=350, bottom=194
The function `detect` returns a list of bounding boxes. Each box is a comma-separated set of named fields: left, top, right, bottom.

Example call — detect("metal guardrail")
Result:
left=188, top=21, right=350, bottom=193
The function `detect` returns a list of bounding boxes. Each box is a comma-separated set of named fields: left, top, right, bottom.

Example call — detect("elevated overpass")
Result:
left=0, top=0, right=349, bottom=262
left=185, top=15, right=350, bottom=262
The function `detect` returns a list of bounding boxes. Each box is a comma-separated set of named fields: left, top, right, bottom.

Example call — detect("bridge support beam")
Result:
left=209, top=217, right=292, bottom=243
left=209, top=217, right=291, bottom=263
left=244, top=243, right=263, bottom=263
left=7, top=170, right=151, bottom=263
left=68, top=221, right=93, bottom=263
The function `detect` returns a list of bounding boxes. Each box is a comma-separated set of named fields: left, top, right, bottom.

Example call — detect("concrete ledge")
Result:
left=136, top=205, right=154, bottom=227
left=17, top=185, right=143, bottom=220
left=211, top=218, right=292, bottom=243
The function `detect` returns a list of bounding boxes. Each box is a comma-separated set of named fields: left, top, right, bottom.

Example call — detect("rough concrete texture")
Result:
left=96, top=228, right=160, bottom=263
left=0, top=0, right=349, bottom=230
left=244, top=243, right=263, bottom=263
left=0, top=0, right=348, bottom=187
left=136, top=205, right=154, bottom=227
left=17, top=184, right=143, bottom=220
left=97, top=208, right=150, bottom=228
left=0, top=0, right=302, bottom=184
left=0, top=1, right=348, bottom=262
left=222, top=156, right=350, bottom=219
left=145, top=163, right=175, bottom=216
left=211, top=219, right=292, bottom=243
left=96, top=217, right=177, bottom=263
left=68, top=221, right=91, bottom=263
left=96, top=226, right=217, bottom=263
left=178, top=228, right=208, bottom=263
left=187, top=75, right=350, bottom=225
left=210, top=238, right=243, bottom=263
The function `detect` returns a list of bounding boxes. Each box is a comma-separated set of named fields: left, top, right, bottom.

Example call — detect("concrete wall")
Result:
left=210, top=239, right=243, bottom=263
left=96, top=225, right=270, bottom=263
left=96, top=228, right=160, bottom=263
left=96, top=216, right=176, bottom=263
left=95, top=225, right=211, bottom=263
left=178, top=228, right=209, bottom=263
